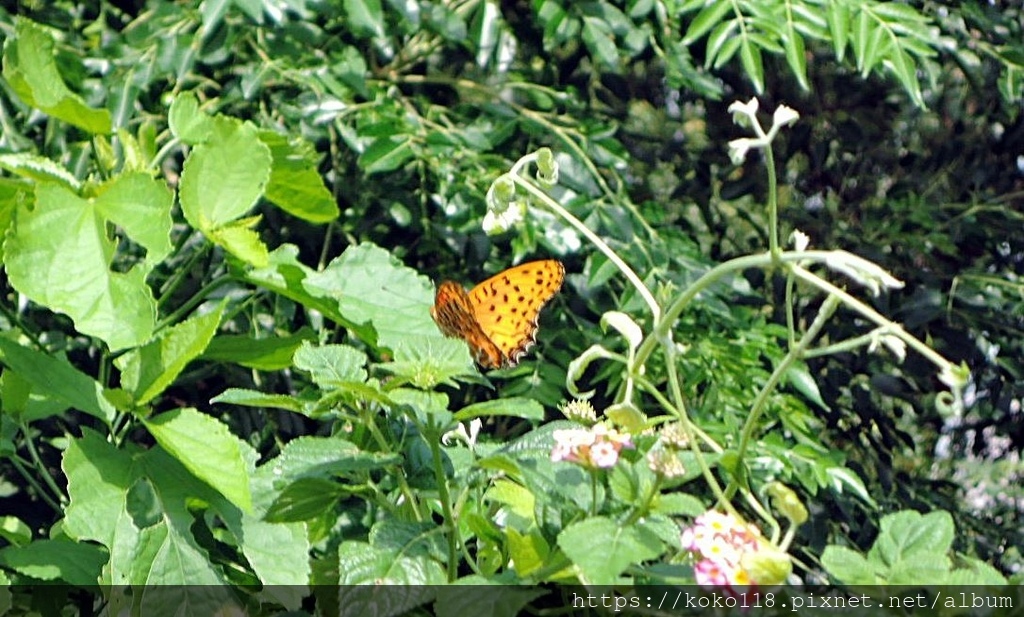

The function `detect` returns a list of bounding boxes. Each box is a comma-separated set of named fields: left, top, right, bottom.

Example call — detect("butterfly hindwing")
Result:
left=430, top=281, right=505, bottom=368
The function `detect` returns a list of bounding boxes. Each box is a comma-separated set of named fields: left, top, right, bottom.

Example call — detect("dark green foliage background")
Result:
left=0, top=0, right=1021, bottom=600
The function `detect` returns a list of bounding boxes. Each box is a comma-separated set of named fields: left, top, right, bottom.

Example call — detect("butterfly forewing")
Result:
left=466, top=260, right=565, bottom=366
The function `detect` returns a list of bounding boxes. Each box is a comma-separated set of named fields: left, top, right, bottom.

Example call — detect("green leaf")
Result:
left=581, top=17, right=619, bottom=69
left=337, top=582, right=438, bottom=617
left=0, top=538, right=107, bottom=586
left=179, top=121, right=272, bottom=230
left=870, top=2, right=929, bottom=23
left=826, top=466, right=876, bottom=507
left=557, top=516, right=665, bottom=583
left=0, top=516, right=32, bottom=546
left=71, top=428, right=312, bottom=602
left=682, top=0, right=733, bottom=45
left=63, top=429, right=137, bottom=586
left=256, top=436, right=402, bottom=485
left=379, top=334, right=477, bottom=385
left=485, top=479, right=536, bottom=522
left=652, top=492, right=706, bottom=517
left=168, top=92, right=216, bottom=145
left=0, top=338, right=117, bottom=423
left=260, top=131, right=339, bottom=223
left=887, top=552, right=952, bottom=585
left=0, top=154, right=80, bottom=191
left=785, top=362, right=826, bottom=408
left=232, top=513, right=309, bottom=602
left=335, top=46, right=369, bottom=97
left=370, top=520, right=447, bottom=560
left=424, top=4, right=468, bottom=42
left=64, top=432, right=251, bottom=606
left=627, top=0, right=654, bottom=19
left=199, top=0, right=232, bottom=30
left=344, top=0, right=386, bottom=39
left=2, top=18, right=112, bottom=134
left=739, top=39, right=765, bottom=93
left=337, top=541, right=446, bottom=586
left=143, top=408, right=253, bottom=512
left=5, top=181, right=162, bottom=350
left=202, top=327, right=315, bottom=370
left=536, top=1, right=570, bottom=49
left=606, top=402, right=647, bottom=433
left=827, top=0, right=850, bottom=61
left=609, top=458, right=651, bottom=505
left=93, top=172, right=174, bottom=266
left=358, top=136, right=415, bottom=174
left=131, top=525, right=241, bottom=611
left=823, top=510, right=962, bottom=585
left=504, top=527, right=549, bottom=576
left=388, top=388, right=454, bottom=429
left=946, top=557, right=1008, bottom=585
left=303, top=242, right=438, bottom=352
left=454, top=397, right=545, bottom=422
left=782, top=24, right=809, bottom=90
left=211, top=388, right=311, bottom=413
left=998, top=67, right=1021, bottom=106
left=871, top=510, right=954, bottom=567
left=63, top=430, right=132, bottom=543
left=638, top=514, right=684, bottom=550
left=887, top=48, right=925, bottom=108
left=293, top=342, right=368, bottom=388
left=115, top=303, right=224, bottom=406
left=706, top=21, right=740, bottom=68
left=264, top=477, right=346, bottom=522
left=853, top=11, right=888, bottom=76
left=821, top=545, right=879, bottom=584
left=470, top=1, right=510, bottom=69
left=208, top=217, right=270, bottom=267
left=244, top=245, right=339, bottom=319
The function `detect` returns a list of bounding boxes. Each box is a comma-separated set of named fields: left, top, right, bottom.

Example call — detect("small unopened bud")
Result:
left=766, top=482, right=808, bottom=525
left=536, top=147, right=558, bottom=187
left=647, top=448, right=686, bottom=478
left=772, top=105, right=799, bottom=129
left=728, top=98, right=760, bottom=128
left=660, top=422, right=689, bottom=450
left=559, top=399, right=597, bottom=424
left=741, top=543, right=792, bottom=586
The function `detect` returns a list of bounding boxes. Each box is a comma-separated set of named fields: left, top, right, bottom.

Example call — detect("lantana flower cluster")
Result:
left=550, top=424, right=633, bottom=468
left=681, top=511, right=769, bottom=591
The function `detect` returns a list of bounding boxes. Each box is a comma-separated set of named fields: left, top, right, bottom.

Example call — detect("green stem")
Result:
left=8, top=455, right=62, bottom=513
left=360, top=406, right=423, bottom=521
left=624, top=475, right=663, bottom=525
left=764, top=133, right=780, bottom=259
left=638, top=252, right=774, bottom=368
left=789, top=264, right=951, bottom=371
left=734, top=295, right=839, bottom=465
left=156, top=274, right=233, bottom=330
left=512, top=174, right=661, bottom=321
left=157, top=239, right=212, bottom=307
left=427, top=431, right=459, bottom=581
left=18, top=421, right=66, bottom=510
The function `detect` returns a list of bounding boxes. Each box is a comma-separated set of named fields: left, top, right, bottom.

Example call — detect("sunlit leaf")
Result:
left=2, top=19, right=111, bottom=134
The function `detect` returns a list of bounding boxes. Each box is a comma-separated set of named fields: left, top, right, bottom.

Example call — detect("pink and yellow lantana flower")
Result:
left=550, top=424, right=633, bottom=469
left=681, top=511, right=788, bottom=592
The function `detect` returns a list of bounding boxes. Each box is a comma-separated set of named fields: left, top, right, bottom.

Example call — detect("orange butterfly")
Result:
left=431, top=260, right=565, bottom=369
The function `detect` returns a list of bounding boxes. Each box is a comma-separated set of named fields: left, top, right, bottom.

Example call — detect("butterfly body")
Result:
left=431, top=260, right=565, bottom=369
